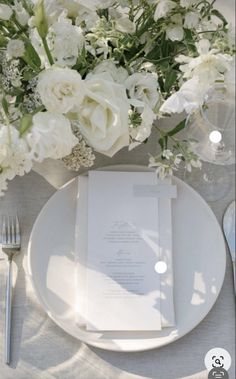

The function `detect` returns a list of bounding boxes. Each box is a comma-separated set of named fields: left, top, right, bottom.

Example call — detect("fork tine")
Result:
left=15, top=214, right=20, bottom=246
left=1, top=215, right=7, bottom=245
left=7, top=215, right=11, bottom=244
left=10, top=216, right=16, bottom=245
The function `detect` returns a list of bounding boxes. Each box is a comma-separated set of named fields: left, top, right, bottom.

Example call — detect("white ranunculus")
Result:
left=154, top=0, right=177, bottom=21
left=125, top=73, right=160, bottom=110
left=0, top=124, right=32, bottom=182
left=7, top=39, right=25, bottom=59
left=184, top=11, right=199, bottom=29
left=25, top=112, right=77, bottom=162
left=50, top=17, right=84, bottom=67
left=37, top=67, right=85, bottom=114
left=77, top=74, right=130, bottom=157
left=0, top=4, right=13, bottom=20
left=160, top=77, right=206, bottom=114
left=93, top=61, right=128, bottom=84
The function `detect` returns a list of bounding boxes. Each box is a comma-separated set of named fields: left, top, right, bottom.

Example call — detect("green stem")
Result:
left=42, top=37, right=54, bottom=65
left=31, top=105, right=45, bottom=115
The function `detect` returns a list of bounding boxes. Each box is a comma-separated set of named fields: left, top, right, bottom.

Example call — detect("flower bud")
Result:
left=0, top=4, right=13, bottom=20
left=33, top=0, right=48, bottom=38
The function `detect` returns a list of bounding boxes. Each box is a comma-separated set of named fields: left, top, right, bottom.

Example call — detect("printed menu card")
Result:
left=75, top=170, right=177, bottom=331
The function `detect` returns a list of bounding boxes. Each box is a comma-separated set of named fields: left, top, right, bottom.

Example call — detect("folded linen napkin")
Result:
left=75, top=174, right=176, bottom=329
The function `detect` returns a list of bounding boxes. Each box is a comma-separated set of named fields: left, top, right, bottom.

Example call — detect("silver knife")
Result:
left=223, top=201, right=235, bottom=295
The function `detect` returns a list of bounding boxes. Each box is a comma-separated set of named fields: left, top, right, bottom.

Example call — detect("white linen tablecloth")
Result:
left=0, top=0, right=236, bottom=371
left=0, top=116, right=235, bottom=379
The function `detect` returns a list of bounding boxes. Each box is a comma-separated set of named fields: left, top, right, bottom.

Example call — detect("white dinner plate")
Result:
left=28, top=165, right=226, bottom=352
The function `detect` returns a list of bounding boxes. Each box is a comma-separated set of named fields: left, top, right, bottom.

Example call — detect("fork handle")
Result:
left=5, top=257, right=12, bottom=365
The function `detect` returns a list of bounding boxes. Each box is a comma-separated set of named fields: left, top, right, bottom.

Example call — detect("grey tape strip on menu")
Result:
left=133, top=184, right=177, bottom=199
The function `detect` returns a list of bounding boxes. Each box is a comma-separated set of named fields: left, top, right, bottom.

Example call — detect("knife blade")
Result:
left=223, top=201, right=235, bottom=294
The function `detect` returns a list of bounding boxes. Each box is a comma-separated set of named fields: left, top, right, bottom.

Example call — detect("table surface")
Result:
left=0, top=1, right=235, bottom=377
left=0, top=118, right=235, bottom=379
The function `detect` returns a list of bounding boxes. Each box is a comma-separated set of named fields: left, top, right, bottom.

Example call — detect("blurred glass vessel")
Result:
left=185, top=83, right=235, bottom=201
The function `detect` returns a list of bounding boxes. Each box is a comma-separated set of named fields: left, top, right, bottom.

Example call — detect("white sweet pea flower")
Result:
left=25, top=112, right=77, bottom=162
left=129, top=105, right=156, bottom=149
left=7, top=40, right=25, bottom=59
left=37, top=67, right=85, bottom=114
left=50, top=17, right=84, bottom=67
left=13, top=1, right=30, bottom=26
left=93, top=61, right=128, bottom=84
left=184, top=11, right=199, bottom=29
left=0, top=4, right=13, bottom=20
left=166, top=14, right=184, bottom=41
left=166, top=25, right=184, bottom=41
left=77, top=74, right=130, bottom=157
left=180, top=0, right=198, bottom=8
left=75, top=7, right=99, bottom=30
left=90, top=0, right=115, bottom=9
left=125, top=73, right=160, bottom=110
left=176, top=39, right=233, bottom=83
left=154, top=0, right=177, bottom=21
left=110, top=7, right=135, bottom=34
left=160, top=77, right=206, bottom=114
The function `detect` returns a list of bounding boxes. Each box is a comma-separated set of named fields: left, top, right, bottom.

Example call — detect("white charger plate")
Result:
left=28, top=165, right=226, bottom=352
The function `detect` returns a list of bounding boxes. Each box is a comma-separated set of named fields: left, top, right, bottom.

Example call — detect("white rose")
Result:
left=50, top=18, right=84, bottom=67
left=7, top=39, right=25, bottom=59
left=184, top=11, right=199, bottom=29
left=93, top=61, right=128, bottom=84
left=0, top=4, right=13, bottom=20
left=125, top=73, right=160, bottom=110
left=154, top=0, right=177, bottom=21
left=37, top=67, right=85, bottom=114
left=25, top=112, right=77, bottom=162
left=77, top=74, right=130, bottom=157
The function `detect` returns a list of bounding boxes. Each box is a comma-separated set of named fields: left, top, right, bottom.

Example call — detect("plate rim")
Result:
left=27, top=165, right=226, bottom=352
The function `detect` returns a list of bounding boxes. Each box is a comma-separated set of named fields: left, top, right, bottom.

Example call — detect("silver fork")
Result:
left=1, top=214, right=21, bottom=365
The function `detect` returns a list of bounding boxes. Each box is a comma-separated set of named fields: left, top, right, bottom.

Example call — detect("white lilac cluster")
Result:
left=0, top=0, right=235, bottom=194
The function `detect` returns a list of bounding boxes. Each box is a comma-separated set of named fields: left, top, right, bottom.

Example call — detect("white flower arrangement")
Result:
left=0, top=0, right=235, bottom=194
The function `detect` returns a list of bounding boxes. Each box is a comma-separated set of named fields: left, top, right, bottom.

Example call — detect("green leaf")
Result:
left=0, top=35, right=8, bottom=47
left=2, top=97, right=9, bottom=116
left=19, top=114, right=33, bottom=137
left=23, top=41, right=41, bottom=70
left=167, top=119, right=186, bottom=137
left=164, top=70, right=178, bottom=93
left=211, top=9, right=228, bottom=26
left=158, top=135, right=168, bottom=150
left=15, top=94, right=24, bottom=108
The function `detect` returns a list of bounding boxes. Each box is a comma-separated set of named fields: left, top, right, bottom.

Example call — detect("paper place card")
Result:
left=86, top=171, right=162, bottom=331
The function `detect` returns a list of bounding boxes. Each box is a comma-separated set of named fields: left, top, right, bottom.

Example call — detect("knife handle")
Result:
left=233, top=260, right=236, bottom=296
